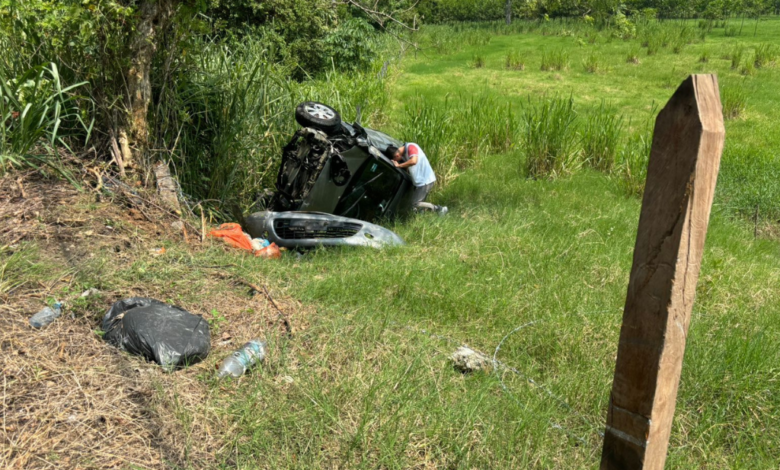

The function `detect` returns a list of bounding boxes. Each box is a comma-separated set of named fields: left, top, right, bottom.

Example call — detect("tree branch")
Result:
left=337, top=0, right=420, bottom=31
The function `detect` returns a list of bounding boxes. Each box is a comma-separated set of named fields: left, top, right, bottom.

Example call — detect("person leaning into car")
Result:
left=387, top=144, right=446, bottom=214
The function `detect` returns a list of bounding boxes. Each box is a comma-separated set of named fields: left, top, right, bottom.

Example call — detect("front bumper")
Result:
left=244, top=211, right=405, bottom=249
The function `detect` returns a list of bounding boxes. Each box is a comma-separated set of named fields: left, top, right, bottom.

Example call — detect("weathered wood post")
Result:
left=600, top=75, right=725, bottom=470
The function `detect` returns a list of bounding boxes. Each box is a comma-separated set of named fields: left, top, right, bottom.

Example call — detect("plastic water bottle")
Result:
left=29, top=302, right=63, bottom=328
left=217, top=339, right=266, bottom=379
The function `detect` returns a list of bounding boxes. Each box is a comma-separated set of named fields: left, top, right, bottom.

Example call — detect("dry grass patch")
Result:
left=0, top=171, right=313, bottom=469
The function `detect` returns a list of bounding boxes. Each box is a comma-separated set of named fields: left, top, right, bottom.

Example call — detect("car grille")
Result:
left=273, top=219, right=362, bottom=239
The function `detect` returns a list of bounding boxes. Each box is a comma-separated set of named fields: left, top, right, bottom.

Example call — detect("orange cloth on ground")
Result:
left=208, top=223, right=253, bottom=252
left=257, top=243, right=282, bottom=259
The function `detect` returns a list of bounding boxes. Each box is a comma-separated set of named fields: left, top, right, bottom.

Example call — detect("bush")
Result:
left=207, top=0, right=337, bottom=76
left=523, top=96, right=579, bottom=178
left=324, top=18, right=378, bottom=73
left=471, top=54, right=486, bottom=68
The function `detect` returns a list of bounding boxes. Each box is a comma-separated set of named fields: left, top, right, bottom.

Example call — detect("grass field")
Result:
left=391, top=18, right=780, bottom=222
left=4, top=17, right=780, bottom=470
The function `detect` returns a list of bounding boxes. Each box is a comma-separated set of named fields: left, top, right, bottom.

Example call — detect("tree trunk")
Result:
left=124, top=0, right=174, bottom=168
left=505, top=0, right=512, bottom=25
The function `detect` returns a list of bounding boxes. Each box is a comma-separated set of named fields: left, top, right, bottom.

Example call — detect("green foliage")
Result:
left=323, top=18, right=378, bottom=73
left=0, top=0, right=128, bottom=150
left=417, top=0, right=528, bottom=23
left=157, top=41, right=293, bottom=206
left=0, top=63, right=91, bottom=174
left=581, top=101, right=623, bottom=172
left=207, top=0, right=337, bottom=76
left=523, top=96, right=579, bottom=178
left=470, top=53, right=486, bottom=68
left=699, top=49, right=710, bottom=63
left=646, top=34, right=660, bottom=55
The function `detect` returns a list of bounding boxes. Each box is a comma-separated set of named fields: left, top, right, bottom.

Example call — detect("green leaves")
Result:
left=0, top=63, right=92, bottom=174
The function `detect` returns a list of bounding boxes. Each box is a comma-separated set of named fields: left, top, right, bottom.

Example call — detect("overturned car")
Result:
left=266, top=102, right=417, bottom=223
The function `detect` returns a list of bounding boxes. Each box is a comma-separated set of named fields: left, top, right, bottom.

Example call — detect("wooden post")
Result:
left=600, top=75, right=725, bottom=470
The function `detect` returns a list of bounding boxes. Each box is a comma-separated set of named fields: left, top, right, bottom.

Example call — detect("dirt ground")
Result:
left=1, top=171, right=306, bottom=469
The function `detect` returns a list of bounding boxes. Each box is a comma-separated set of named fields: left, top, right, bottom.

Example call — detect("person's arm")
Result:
left=394, top=145, right=419, bottom=168
left=395, top=154, right=417, bottom=168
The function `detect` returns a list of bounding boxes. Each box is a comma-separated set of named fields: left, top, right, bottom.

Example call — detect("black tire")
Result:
left=295, top=102, right=341, bottom=133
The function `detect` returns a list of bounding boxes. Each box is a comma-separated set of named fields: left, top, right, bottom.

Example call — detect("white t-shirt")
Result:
left=405, top=143, right=436, bottom=187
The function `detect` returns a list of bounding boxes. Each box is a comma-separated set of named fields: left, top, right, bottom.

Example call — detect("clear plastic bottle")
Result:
left=29, top=302, right=63, bottom=328
left=217, top=339, right=266, bottom=379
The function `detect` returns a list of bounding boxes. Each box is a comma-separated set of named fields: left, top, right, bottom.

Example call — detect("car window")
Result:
left=334, top=158, right=402, bottom=221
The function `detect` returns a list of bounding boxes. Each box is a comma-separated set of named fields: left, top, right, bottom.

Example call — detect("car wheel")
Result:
left=295, top=102, right=341, bottom=133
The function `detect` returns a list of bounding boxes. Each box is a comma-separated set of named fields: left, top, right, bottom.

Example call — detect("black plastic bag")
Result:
left=102, top=298, right=210, bottom=371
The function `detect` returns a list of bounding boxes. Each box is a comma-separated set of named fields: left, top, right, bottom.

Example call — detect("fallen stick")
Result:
left=235, top=279, right=292, bottom=336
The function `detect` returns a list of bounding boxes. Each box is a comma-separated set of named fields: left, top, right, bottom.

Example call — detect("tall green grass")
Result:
left=523, top=96, right=579, bottom=178
left=753, top=43, right=778, bottom=68
left=400, top=94, right=519, bottom=180
left=581, top=101, right=623, bottom=172
left=582, top=50, right=603, bottom=73
left=0, top=63, right=92, bottom=175
left=615, top=115, right=654, bottom=197
left=540, top=49, right=569, bottom=71
left=504, top=50, right=525, bottom=70
left=721, top=81, right=747, bottom=120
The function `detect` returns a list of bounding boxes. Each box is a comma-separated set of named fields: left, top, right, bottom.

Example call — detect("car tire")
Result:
left=295, top=102, right=341, bottom=133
